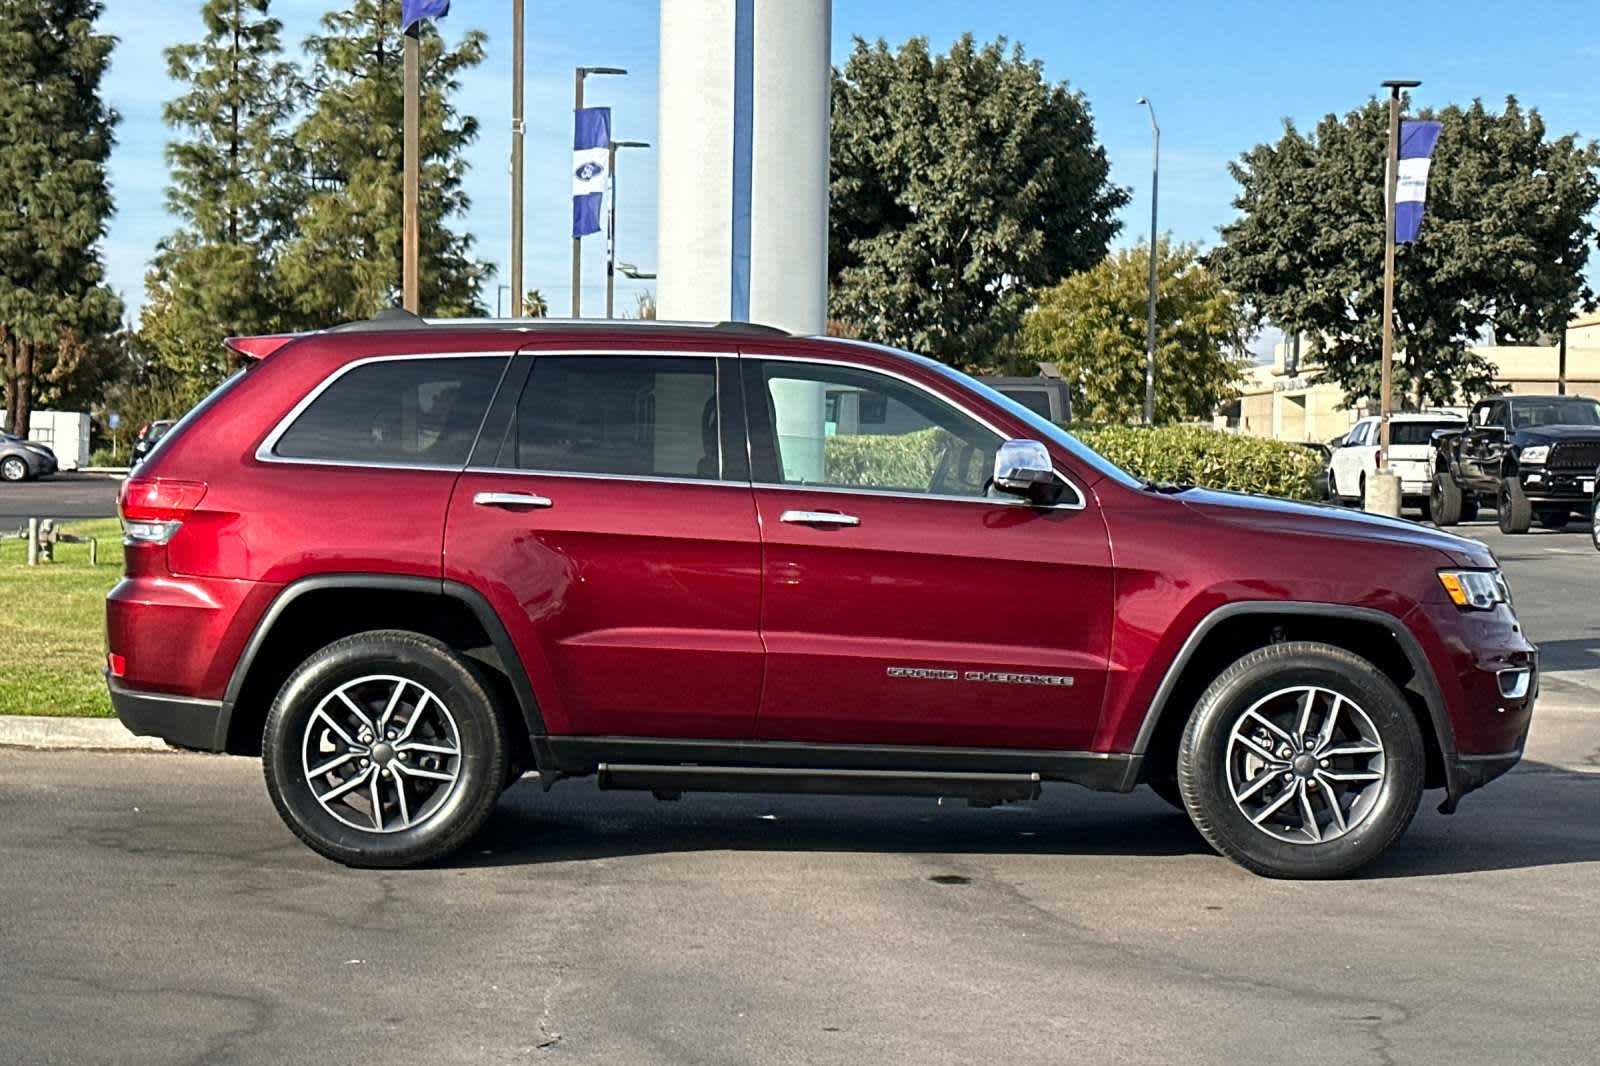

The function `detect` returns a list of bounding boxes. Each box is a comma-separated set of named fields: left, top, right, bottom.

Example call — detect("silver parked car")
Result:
left=0, top=431, right=58, bottom=482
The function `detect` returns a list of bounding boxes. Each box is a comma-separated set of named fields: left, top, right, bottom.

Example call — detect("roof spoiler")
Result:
left=223, top=333, right=310, bottom=360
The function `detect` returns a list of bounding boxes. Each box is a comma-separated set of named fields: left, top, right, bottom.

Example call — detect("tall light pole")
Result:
left=1137, top=97, right=1159, bottom=426
left=606, top=140, right=650, bottom=318
left=1372, top=79, right=1420, bottom=516
left=509, top=0, right=525, bottom=317
left=402, top=23, right=421, bottom=313
left=571, top=66, right=627, bottom=317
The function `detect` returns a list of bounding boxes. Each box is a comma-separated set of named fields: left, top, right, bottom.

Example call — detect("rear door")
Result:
left=743, top=353, right=1114, bottom=752
left=444, top=348, right=764, bottom=740
left=1331, top=420, right=1371, bottom=498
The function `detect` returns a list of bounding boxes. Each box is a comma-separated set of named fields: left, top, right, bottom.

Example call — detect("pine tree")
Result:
left=277, top=0, right=490, bottom=322
left=143, top=0, right=305, bottom=402
left=0, top=0, right=122, bottom=436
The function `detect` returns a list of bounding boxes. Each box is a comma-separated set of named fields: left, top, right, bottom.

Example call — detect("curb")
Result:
left=0, top=716, right=173, bottom=752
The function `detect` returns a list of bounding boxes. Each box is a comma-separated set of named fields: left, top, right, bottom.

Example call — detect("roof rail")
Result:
left=325, top=308, right=790, bottom=337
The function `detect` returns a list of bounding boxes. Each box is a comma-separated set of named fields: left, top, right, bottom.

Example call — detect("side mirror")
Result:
left=992, top=439, right=1060, bottom=503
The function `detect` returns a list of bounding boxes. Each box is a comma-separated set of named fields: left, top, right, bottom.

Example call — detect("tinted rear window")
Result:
left=1391, top=421, right=1460, bottom=445
left=273, top=356, right=505, bottom=466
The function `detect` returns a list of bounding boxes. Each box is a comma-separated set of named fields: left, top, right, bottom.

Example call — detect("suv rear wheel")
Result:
left=262, top=630, right=508, bottom=868
left=1176, top=641, right=1424, bottom=879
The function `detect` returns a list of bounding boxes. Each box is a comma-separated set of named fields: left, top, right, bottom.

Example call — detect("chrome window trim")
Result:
left=462, top=466, right=748, bottom=489
left=746, top=352, right=1087, bottom=511
left=255, top=348, right=736, bottom=473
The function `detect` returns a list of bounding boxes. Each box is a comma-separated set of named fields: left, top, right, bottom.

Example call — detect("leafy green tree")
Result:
left=0, top=0, right=122, bottom=436
left=1213, top=97, right=1600, bottom=408
left=277, top=0, right=489, bottom=322
left=142, top=0, right=304, bottom=399
left=1020, top=240, right=1248, bottom=423
left=829, top=35, right=1126, bottom=365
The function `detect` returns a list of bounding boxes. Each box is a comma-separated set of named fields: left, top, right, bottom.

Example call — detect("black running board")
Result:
left=596, top=763, right=1043, bottom=803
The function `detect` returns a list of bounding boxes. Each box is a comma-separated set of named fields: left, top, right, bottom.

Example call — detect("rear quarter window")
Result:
left=270, top=356, right=507, bottom=467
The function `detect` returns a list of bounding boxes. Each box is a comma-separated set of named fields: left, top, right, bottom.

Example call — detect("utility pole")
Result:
left=1372, top=78, right=1420, bottom=517
left=606, top=140, right=650, bottom=318
left=402, top=23, right=421, bottom=313
left=1559, top=321, right=1569, bottom=395
left=1137, top=97, right=1159, bottom=426
left=510, top=0, right=525, bottom=317
left=571, top=66, right=627, bottom=318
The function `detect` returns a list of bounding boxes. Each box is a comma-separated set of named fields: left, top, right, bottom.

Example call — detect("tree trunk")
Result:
left=2, top=332, right=17, bottom=433
left=13, top=338, right=34, bottom=438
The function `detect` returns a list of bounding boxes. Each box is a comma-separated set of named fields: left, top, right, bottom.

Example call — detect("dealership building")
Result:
left=1225, top=312, right=1600, bottom=442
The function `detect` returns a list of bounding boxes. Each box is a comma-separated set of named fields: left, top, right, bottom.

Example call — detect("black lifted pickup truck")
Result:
left=1431, top=393, right=1600, bottom=534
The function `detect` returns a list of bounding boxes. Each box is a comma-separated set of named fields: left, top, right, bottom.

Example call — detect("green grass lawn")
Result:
left=0, top=519, right=123, bottom=717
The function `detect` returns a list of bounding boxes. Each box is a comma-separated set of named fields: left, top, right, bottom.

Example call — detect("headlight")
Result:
left=1438, top=569, right=1511, bottom=611
left=1518, top=445, right=1548, bottom=465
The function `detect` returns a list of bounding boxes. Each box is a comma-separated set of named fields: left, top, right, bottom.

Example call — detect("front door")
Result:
left=742, top=355, right=1114, bottom=752
left=444, top=350, right=763, bottom=740
left=1461, top=400, right=1507, bottom=489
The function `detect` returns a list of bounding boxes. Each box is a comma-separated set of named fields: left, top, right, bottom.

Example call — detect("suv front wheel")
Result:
left=263, top=630, right=508, bottom=868
left=1176, top=641, right=1424, bottom=879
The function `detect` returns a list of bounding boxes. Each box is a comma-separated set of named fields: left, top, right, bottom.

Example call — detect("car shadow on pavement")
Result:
left=443, top=760, right=1600, bottom=879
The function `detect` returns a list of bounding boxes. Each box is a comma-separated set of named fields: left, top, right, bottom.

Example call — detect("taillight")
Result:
left=119, top=477, right=207, bottom=545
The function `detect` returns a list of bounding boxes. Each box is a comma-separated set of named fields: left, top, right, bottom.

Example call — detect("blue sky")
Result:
left=100, top=0, right=1600, bottom=332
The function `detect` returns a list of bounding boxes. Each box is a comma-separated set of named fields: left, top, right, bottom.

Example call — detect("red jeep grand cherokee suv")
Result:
left=108, top=313, right=1537, bottom=877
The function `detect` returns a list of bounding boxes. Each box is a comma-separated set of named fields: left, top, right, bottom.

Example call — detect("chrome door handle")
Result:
left=473, top=491, right=553, bottom=509
left=779, top=509, right=860, bottom=527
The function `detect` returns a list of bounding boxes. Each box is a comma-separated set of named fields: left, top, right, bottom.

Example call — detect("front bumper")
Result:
left=108, top=675, right=226, bottom=751
left=1519, top=468, right=1595, bottom=503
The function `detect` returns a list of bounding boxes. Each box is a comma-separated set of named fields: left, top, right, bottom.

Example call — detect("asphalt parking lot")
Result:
left=1, top=494, right=1595, bottom=1066
left=0, top=471, right=121, bottom=524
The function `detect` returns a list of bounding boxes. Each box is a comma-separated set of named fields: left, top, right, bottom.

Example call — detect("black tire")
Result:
left=1357, top=474, right=1367, bottom=510
left=1534, top=508, right=1570, bottom=531
left=1176, top=641, right=1425, bottom=879
left=1497, top=477, right=1533, bottom=534
left=262, top=630, right=508, bottom=868
left=1430, top=472, right=1463, bottom=526
left=0, top=456, right=28, bottom=482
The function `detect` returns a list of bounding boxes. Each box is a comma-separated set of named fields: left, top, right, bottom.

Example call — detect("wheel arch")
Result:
left=218, top=574, right=545, bottom=759
left=1130, top=602, right=1457, bottom=804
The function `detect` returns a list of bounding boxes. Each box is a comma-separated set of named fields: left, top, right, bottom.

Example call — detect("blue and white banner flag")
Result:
left=572, top=107, right=611, bottom=238
left=401, top=0, right=449, bottom=31
left=1395, top=120, right=1442, bottom=244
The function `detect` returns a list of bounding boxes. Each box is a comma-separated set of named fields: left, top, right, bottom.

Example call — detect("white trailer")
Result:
left=25, top=411, right=92, bottom=471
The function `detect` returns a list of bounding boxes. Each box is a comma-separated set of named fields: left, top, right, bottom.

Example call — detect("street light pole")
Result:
left=402, top=24, right=421, bottom=313
left=510, top=0, right=524, bottom=317
left=1137, top=97, right=1159, bottom=426
left=606, top=140, right=650, bottom=319
left=571, top=66, right=627, bottom=318
left=1372, top=78, right=1420, bottom=517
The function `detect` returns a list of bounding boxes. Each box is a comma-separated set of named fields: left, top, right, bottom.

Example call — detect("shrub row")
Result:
left=1070, top=424, right=1322, bottom=501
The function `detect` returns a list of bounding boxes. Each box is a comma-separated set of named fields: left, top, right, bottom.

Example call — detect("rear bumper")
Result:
left=108, top=675, right=226, bottom=751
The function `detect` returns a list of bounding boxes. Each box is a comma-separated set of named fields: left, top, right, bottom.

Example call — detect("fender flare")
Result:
left=218, top=574, right=547, bottom=748
left=1127, top=600, right=1458, bottom=801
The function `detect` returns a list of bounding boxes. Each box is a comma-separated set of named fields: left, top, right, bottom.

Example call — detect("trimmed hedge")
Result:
left=817, top=424, right=1322, bottom=502
left=1071, top=424, right=1322, bottom=501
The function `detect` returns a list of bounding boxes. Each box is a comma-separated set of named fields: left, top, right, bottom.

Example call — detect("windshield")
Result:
left=1512, top=398, right=1600, bottom=429
left=867, top=344, right=1145, bottom=489
left=1391, top=421, right=1462, bottom=446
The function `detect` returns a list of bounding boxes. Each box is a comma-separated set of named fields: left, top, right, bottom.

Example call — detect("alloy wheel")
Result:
left=301, top=674, right=463, bottom=834
left=0, top=457, right=26, bottom=481
left=1226, top=685, right=1386, bottom=845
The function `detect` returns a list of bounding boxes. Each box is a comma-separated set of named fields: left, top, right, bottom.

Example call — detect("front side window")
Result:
left=751, top=360, right=1002, bottom=498
left=501, top=355, right=721, bottom=480
left=272, top=356, right=505, bottom=466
